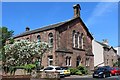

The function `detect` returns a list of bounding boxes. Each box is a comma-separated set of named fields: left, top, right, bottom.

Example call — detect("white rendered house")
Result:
left=92, top=40, right=117, bottom=67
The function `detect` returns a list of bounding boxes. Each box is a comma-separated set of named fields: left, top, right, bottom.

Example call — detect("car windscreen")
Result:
left=44, top=67, right=53, bottom=70
left=97, top=67, right=105, bottom=71
left=112, top=68, right=119, bottom=70
left=55, top=67, right=61, bottom=70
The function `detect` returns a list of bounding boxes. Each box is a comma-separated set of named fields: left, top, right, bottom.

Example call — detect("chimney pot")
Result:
left=102, top=39, right=109, bottom=45
left=73, top=4, right=81, bottom=18
left=26, top=27, right=30, bottom=31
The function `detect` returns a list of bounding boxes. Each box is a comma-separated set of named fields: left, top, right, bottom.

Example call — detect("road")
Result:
left=62, top=75, right=120, bottom=80
left=0, top=75, right=120, bottom=80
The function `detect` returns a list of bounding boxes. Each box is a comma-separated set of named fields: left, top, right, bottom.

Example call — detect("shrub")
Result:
left=75, top=70, right=82, bottom=75
left=77, top=65, right=88, bottom=75
left=77, top=65, right=84, bottom=70
left=69, top=68, right=79, bottom=75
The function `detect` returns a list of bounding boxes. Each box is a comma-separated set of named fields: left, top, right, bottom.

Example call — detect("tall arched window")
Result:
left=37, top=35, right=41, bottom=42
left=79, top=33, right=84, bottom=49
left=81, top=33, right=84, bottom=49
left=73, top=30, right=76, bottom=47
left=76, top=56, right=81, bottom=67
left=77, top=32, right=80, bottom=48
left=75, top=33, right=78, bottom=48
left=48, top=33, right=53, bottom=47
left=73, top=30, right=78, bottom=48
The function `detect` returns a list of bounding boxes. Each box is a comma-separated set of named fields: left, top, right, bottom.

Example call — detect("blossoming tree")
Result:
left=3, top=40, right=49, bottom=74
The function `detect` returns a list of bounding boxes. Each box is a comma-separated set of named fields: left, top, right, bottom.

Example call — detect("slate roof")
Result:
left=96, top=40, right=117, bottom=53
left=14, top=17, right=93, bottom=39
left=96, top=41, right=110, bottom=48
left=14, top=17, right=77, bottom=38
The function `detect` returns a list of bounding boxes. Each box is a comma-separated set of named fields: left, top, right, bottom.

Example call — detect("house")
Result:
left=92, top=39, right=118, bottom=67
left=114, top=46, right=120, bottom=56
left=13, top=4, right=94, bottom=71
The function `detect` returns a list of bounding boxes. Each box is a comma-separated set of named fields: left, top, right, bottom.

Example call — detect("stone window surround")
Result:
left=73, top=30, right=84, bottom=49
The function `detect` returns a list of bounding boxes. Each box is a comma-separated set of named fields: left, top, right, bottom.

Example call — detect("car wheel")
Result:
left=93, top=75, right=95, bottom=78
left=115, top=73, right=117, bottom=76
left=103, top=74, right=106, bottom=78
left=109, top=73, right=112, bottom=77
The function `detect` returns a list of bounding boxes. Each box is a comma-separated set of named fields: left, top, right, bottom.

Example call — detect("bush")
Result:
left=75, top=70, right=82, bottom=75
left=69, top=68, right=79, bottom=75
left=77, top=65, right=88, bottom=75
left=77, top=65, right=84, bottom=70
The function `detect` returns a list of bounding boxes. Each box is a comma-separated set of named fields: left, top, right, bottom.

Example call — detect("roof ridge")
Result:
left=95, top=40, right=110, bottom=48
left=14, top=17, right=78, bottom=38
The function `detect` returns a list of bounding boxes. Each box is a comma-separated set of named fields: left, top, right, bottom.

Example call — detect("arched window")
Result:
left=79, top=33, right=84, bottom=49
left=75, top=33, right=78, bottom=48
left=48, top=33, right=53, bottom=47
left=37, top=35, right=41, bottom=42
left=76, top=56, right=81, bottom=67
left=48, top=55, right=53, bottom=66
left=86, top=58, right=90, bottom=67
left=73, top=30, right=75, bottom=47
left=66, top=56, right=71, bottom=66
left=73, top=30, right=77, bottom=48
left=26, top=37, right=29, bottom=41
left=77, top=32, right=80, bottom=48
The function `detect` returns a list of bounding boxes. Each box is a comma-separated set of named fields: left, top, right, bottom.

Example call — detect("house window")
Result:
left=73, top=31, right=84, bottom=49
left=73, top=30, right=76, bottom=47
left=107, top=59, right=108, bottom=65
left=112, top=59, right=113, bottom=62
left=37, top=35, right=41, bottom=42
left=66, top=56, right=71, bottom=66
left=79, top=33, right=84, bottom=49
left=86, top=58, right=90, bottom=67
left=48, top=55, right=53, bottom=66
left=76, top=56, right=81, bottom=67
left=17, top=40, right=20, bottom=41
left=26, top=37, right=29, bottom=41
left=75, top=33, right=78, bottom=48
left=48, top=33, right=53, bottom=48
left=78, top=33, right=80, bottom=48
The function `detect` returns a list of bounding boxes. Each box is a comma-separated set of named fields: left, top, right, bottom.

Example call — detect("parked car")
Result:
left=93, top=67, right=111, bottom=78
left=40, top=66, right=65, bottom=77
left=110, top=67, right=120, bottom=76
left=60, top=67, right=70, bottom=76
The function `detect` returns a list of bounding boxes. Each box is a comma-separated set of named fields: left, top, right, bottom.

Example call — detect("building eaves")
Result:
left=95, top=40, right=110, bottom=48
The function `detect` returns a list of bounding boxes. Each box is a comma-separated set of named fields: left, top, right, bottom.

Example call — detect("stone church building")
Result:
left=13, top=4, right=94, bottom=71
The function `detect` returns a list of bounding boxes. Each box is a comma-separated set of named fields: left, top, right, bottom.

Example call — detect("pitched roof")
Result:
left=96, top=40, right=117, bottom=53
left=14, top=17, right=77, bottom=38
left=95, top=41, right=110, bottom=48
left=14, top=17, right=93, bottom=39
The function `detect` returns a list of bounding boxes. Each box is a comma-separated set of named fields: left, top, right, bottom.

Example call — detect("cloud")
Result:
left=86, top=2, right=117, bottom=27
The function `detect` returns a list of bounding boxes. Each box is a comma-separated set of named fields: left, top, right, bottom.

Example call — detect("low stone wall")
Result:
left=2, top=75, right=31, bottom=80
left=32, top=71, right=60, bottom=79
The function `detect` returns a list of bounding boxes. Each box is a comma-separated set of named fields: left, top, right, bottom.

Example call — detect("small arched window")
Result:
left=66, top=56, right=71, bottom=66
left=37, top=35, right=41, bottom=42
left=76, top=56, right=81, bottom=67
left=48, top=33, right=53, bottom=47
left=26, top=37, right=29, bottom=41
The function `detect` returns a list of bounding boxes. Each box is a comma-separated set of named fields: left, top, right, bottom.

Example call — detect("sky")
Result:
left=2, top=2, right=118, bottom=47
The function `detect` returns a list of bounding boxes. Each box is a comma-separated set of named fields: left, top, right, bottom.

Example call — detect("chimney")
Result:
left=73, top=4, right=81, bottom=18
left=102, top=39, right=109, bottom=45
left=26, top=27, right=30, bottom=31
